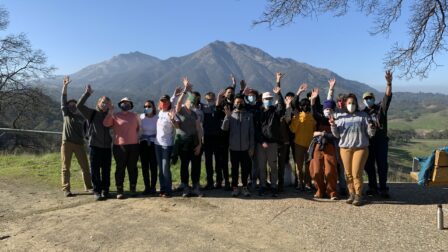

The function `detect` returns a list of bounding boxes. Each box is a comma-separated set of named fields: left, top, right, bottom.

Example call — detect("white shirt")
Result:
left=155, top=111, right=175, bottom=147
left=140, top=113, right=158, bottom=142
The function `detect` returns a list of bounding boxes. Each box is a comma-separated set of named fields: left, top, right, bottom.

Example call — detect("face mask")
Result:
left=144, top=107, right=153, bottom=114
left=234, top=104, right=244, bottom=110
left=364, top=98, right=375, bottom=108
left=226, top=94, right=234, bottom=102
left=323, top=109, right=332, bottom=118
left=120, top=103, right=131, bottom=111
left=208, top=101, right=215, bottom=107
left=100, top=103, right=108, bottom=111
left=247, top=95, right=256, bottom=104
left=346, top=104, right=356, bottom=113
left=300, top=105, right=311, bottom=113
left=263, top=100, right=272, bottom=108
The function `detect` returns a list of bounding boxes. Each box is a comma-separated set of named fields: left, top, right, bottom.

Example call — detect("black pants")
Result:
left=230, top=150, right=251, bottom=187
left=204, top=135, right=229, bottom=186
left=113, top=144, right=139, bottom=191
left=179, top=146, right=201, bottom=186
left=277, top=143, right=290, bottom=188
left=89, top=146, right=111, bottom=194
left=139, top=141, right=158, bottom=190
left=365, top=136, right=389, bottom=191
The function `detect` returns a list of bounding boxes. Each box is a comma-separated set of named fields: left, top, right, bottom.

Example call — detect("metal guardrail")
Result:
left=0, top=127, right=62, bottom=135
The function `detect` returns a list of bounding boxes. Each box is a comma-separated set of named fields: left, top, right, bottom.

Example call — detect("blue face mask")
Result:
left=247, top=95, right=256, bottom=104
left=263, top=100, right=273, bottom=108
left=144, top=107, right=153, bottom=114
left=364, top=98, right=375, bottom=108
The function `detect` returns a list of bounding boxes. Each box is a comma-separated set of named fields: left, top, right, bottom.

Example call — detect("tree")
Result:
left=0, top=6, right=54, bottom=128
left=254, top=0, right=447, bottom=79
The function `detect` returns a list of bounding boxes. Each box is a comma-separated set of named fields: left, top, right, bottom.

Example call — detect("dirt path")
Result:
left=1, top=179, right=447, bottom=251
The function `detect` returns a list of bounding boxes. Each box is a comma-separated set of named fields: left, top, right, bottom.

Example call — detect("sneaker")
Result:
left=242, top=187, right=251, bottom=197
left=130, top=189, right=138, bottom=197
left=176, top=183, right=187, bottom=192
left=142, top=188, right=152, bottom=196
left=330, top=196, right=339, bottom=201
left=258, top=187, right=266, bottom=196
left=161, top=192, right=172, bottom=198
left=117, top=188, right=125, bottom=200
left=85, top=189, right=94, bottom=194
left=352, top=194, right=364, bottom=206
left=271, top=188, right=278, bottom=198
left=101, top=190, right=110, bottom=199
left=214, top=182, right=223, bottom=189
left=93, top=193, right=103, bottom=201
left=231, top=187, right=240, bottom=197
left=313, top=194, right=323, bottom=199
left=182, top=186, right=191, bottom=197
left=379, top=189, right=390, bottom=199
left=192, top=185, right=204, bottom=197
left=346, top=194, right=355, bottom=204
left=64, top=191, right=74, bottom=197
left=365, top=188, right=378, bottom=197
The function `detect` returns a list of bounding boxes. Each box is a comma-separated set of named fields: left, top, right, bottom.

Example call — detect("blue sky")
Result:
left=2, top=0, right=447, bottom=93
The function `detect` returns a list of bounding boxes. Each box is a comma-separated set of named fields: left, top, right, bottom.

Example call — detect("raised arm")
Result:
left=273, top=86, right=285, bottom=115
left=327, top=78, right=336, bottom=101
left=385, top=70, right=392, bottom=97
left=176, top=77, right=191, bottom=113
left=230, top=74, right=237, bottom=90
left=77, top=84, right=95, bottom=120
left=276, top=72, right=285, bottom=88
left=61, top=76, right=71, bottom=115
left=310, top=88, right=323, bottom=121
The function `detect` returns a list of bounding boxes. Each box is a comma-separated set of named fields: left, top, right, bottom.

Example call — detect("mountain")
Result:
left=38, top=41, right=448, bottom=126
left=40, top=41, right=375, bottom=105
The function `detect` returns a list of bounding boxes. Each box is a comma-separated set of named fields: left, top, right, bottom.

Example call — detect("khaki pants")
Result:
left=61, top=141, right=92, bottom=192
left=339, top=147, right=369, bottom=196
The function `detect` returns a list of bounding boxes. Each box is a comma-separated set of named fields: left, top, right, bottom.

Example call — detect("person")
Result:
left=202, top=91, right=228, bottom=189
left=309, top=88, right=338, bottom=200
left=290, top=83, right=316, bottom=191
left=60, top=76, right=93, bottom=197
left=330, top=93, right=376, bottom=206
left=103, top=97, right=140, bottom=199
left=175, top=77, right=204, bottom=197
left=76, top=84, right=112, bottom=200
left=255, top=73, right=285, bottom=197
left=139, top=100, right=158, bottom=196
left=326, top=78, right=348, bottom=196
left=243, top=87, right=262, bottom=190
left=155, top=94, right=177, bottom=197
left=363, top=70, right=393, bottom=198
left=222, top=94, right=254, bottom=197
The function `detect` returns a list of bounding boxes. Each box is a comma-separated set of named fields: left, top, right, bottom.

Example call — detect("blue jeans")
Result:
left=155, top=144, right=173, bottom=193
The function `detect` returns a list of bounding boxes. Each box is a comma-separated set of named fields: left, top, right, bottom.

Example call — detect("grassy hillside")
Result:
left=389, top=108, right=448, bottom=131
left=1, top=139, right=447, bottom=191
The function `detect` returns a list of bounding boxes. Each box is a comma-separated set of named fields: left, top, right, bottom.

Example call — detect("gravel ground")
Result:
left=0, top=179, right=447, bottom=251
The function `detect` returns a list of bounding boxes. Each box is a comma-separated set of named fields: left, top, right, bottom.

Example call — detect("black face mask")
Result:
left=234, top=104, right=244, bottom=110
left=226, top=94, right=234, bottom=102
left=300, top=105, right=311, bottom=113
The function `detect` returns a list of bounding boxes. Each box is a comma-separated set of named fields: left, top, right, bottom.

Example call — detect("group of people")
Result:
left=60, top=70, right=392, bottom=207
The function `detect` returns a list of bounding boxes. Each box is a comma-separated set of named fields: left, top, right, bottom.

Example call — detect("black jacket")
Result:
left=254, top=93, right=285, bottom=143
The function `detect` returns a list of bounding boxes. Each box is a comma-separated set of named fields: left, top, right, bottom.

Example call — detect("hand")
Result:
left=174, top=86, right=183, bottom=97
left=63, top=76, right=71, bottom=86
left=262, top=142, right=268, bottom=148
left=240, top=80, right=246, bottom=91
left=273, top=86, right=281, bottom=95
left=182, top=77, right=192, bottom=91
left=328, top=78, right=336, bottom=90
left=107, top=103, right=114, bottom=114
left=224, top=105, right=232, bottom=117
left=297, top=83, right=308, bottom=94
left=313, top=131, right=324, bottom=137
left=168, top=110, right=176, bottom=121
left=385, top=70, right=393, bottom=84
left=194, top=143, right=202, bottom=156
left=310, top=88, right=319, bottom=100
left=230, top=74, right=236, bottom=85
left=276, top=72, right=285, bottom=84
left=85, top=84, right=93, bottom=94
left=328, top=115, right=336, bottom=126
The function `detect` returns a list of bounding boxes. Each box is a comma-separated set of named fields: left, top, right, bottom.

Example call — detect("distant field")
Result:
left=1, top=138, right=447, bottom=191
left=389, top=109, right=448, bottom=131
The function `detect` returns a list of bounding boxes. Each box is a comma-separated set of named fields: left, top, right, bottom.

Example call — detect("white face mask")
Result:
left=323, top=109, right=332, bottom=118
left=346, top=104, right=356, bottom=113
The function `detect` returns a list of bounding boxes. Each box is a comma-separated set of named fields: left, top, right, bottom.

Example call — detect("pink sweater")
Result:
left=103, top=111, right=140, bottom=145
